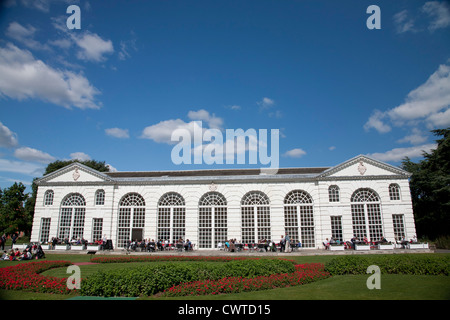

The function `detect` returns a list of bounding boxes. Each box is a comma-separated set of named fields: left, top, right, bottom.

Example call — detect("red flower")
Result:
left=0, top=261, right=73, bottom=295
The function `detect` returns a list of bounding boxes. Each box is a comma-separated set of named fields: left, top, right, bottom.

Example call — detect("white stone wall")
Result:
left=30, top=177, right=416, bottom=249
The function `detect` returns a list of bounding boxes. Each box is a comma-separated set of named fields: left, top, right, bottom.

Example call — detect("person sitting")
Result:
left=19, top=249, right=32, bottom=260
left=12, top=248, right=21, bottom=260
left=1, top=251, right=9, bottom=261
left=184, top=239, right=191, bottom=251
left=148, top=240, right=156, bottom=252
left=229, top=239, right=236, bottom=252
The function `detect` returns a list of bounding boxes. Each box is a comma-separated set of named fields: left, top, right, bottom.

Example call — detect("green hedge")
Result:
left=80, top=259, right=295, bottom=297
left=324, top=254, right=450, bottom=276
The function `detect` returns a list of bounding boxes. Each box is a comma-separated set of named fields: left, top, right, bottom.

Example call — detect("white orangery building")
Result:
left=30, top=155, right=417, bottom=250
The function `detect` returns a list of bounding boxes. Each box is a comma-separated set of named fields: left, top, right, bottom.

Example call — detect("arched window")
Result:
left=117, top=193, right=145, bottom=248
left=284, top=190, right=315, bottom=248
left=351, top=188, right=383, bottom=242
left=157, top=192, right=185, bottom=243
left=389, top=183, right=401, bottom=200
left=198, top=192, right=227, bottom=249
left=58, top=193, right=86, bottom=240
left=44, top=190, right=54, bottom=206
left=95, top=189, right=105, bottom=205
left=241, top=191, right=271, bottom=245
left=328, top=185, right=340, bottom=202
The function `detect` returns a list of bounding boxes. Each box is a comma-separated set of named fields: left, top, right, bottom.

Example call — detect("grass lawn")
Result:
left=1, top=252, right=449, bottom=300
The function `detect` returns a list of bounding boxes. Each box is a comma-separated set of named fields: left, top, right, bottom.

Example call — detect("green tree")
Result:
left=401, top=128, right=450, bottom=239
left=43, top=159, right=110, bottom=176
left=0, top=182, right=30, bottom=235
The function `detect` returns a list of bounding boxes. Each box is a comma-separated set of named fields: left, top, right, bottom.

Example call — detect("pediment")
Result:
left=37, top=163, right=113, bottom=184
left=318, top=155, right=411, bottom=178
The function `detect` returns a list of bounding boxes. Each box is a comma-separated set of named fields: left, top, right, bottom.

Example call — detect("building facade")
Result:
left=30, top=155, right=417, bottom=249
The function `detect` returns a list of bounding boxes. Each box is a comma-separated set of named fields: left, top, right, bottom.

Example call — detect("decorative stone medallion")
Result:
left=209, top=182, right=217, bottom=191
left=73, top=168, right=80, bottom=181
left=358, top=161, right=367, bottom=175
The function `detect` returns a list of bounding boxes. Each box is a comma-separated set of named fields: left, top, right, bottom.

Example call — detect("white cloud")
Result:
left=422, top=1, right=450, bottom=31
left=141, top=119, right=202, bottom=144
left=0, top=176, right=32, bottom=186
left=118, top=33, right=137, bottom=61
left=70, top=152, right=91, bottom=161
left=73, top=32, right=114, bottom=63
left=105, top=127, right=130, bottom=139
left=0, top=121, right=19, bottom=148
left=388, top=63, right=450, bottom=122
left=14, top=146, right=55, bottom=163
left=0, top=158, right=45, bottom=176
left=142, top=110, right=224, bottom=144
left=364, top=63, right=450, bottom=133
left=364, top=110, right=391, bottom=133
left=393, top=10, right=416, bottom=34
left=269, top=110, right=283, bottom=118
left=257, top=97, right=275, bottom=110
left=5, top=21, right=50, bottom=51
left=106, top=163, right=118, bottom=172
left=425, top=107, right=450, bottom=127
left=0, top=43, right=101, bottom=109
left=283, top=148, right=306, bottom=158
left=393, top=2, right=450, bottom=34
left=367, top=143, right=437, bottom=162
left=48, top=38, right=72, bottom=50
left=187, top=109, right=223, bottom=129
left=14, top=0, right=53, bottom=12
left=6, top=21, right=35, bottom=39
left=397, top=128, right=428, bottom=145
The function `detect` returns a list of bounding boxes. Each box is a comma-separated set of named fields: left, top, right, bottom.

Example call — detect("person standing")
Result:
left=0, top=234, right=6, bottom=251
left=285, top=233, right=291, bottom=253
left=279, top=235, right=285, bottom=252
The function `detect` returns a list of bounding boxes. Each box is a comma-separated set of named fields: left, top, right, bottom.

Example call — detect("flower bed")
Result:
left=0, top=261, right=72, bottom=294
left=161, top=263, right=329, bottom=297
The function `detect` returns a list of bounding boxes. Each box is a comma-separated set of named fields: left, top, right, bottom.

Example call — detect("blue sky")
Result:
left=0, top=0, right=449, bottom=191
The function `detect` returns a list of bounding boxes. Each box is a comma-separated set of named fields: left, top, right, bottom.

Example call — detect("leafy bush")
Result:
left=80, top=259, right=295, bottom=297
left=435, top=236, right=450, bottom=250
left=325, top=254, right=450, bottom=276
